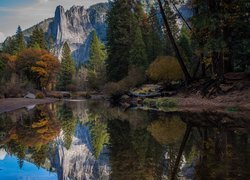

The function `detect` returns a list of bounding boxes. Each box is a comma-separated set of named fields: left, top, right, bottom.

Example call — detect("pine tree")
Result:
left=29, top=27, right=47, bottom=50
left=178, top=26, right=192, bottom=61
left=129, top=2, right=148, bottom=68
left=106, top=0, right=148, bottom=81
left=15, top=26, right=26, bottom=53
left=87, top=31, right=107, bottom=90
left=57, top=42, right=76, bottom=90
left=106, top=0, right=131, bottom=81
left=146, top=6, right=165, bottom=64
left=129, top=16, right=147, bottom=68
left=89, top=31, right=107, bottom=70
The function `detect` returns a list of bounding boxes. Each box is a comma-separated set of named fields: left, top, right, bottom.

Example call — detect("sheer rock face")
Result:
left=50, top=4, right=108, bottom=65
left=53, top=123, right=110, bottom=180
left=23, top=3, right=108, bottom=65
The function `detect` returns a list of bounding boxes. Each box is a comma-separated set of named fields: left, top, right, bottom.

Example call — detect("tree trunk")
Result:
left=157, top=0, right=192, bottom=83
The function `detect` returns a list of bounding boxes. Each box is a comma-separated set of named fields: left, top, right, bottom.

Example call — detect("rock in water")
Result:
left=24, top=93, right=36, bottom=99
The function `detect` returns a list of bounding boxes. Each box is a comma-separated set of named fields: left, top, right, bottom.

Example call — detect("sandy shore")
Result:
left=0, top=98, right=58, bottom=114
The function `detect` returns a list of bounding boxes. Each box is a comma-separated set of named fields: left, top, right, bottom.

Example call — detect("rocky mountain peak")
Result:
left=55, top=5, right=65, bottom=20
left=48, top=3, right=108, bottom=64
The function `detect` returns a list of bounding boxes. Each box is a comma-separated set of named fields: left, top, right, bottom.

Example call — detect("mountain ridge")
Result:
left=21, top=3, right=109, bottom=65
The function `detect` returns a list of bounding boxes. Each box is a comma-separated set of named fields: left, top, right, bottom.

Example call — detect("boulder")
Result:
left=24, top=93, right=36, bottom=99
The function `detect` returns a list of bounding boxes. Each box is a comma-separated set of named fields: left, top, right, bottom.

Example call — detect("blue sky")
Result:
left=0, top=154, right=57, bottom=179
left=0, top=0, right=108, bottom=42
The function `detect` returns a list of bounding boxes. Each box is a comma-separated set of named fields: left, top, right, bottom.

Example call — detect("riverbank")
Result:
left=0, top=98, right=58, bottom=114
left=0, top=85, right=249, bottom=115
left=122, top=85, right=250, bottom=114
left=166, top=88, right=250, bottom=112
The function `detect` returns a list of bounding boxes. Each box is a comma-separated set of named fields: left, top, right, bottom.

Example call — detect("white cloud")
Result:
left=0, top=32, right=5, bottom=43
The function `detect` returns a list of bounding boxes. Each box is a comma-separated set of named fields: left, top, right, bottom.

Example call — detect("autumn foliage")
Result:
left=16, top=48, right=60, bottom=90
left=32, top=53, right=60, bottom=89
left=147, top=56, right=184, bottom=83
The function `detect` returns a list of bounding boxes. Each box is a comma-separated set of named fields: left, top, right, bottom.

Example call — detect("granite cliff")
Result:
left=23, top=3, right=108, bottom=65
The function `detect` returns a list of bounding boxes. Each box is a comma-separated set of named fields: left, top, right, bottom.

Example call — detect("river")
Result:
left=0, top=100, right=249, bottom=180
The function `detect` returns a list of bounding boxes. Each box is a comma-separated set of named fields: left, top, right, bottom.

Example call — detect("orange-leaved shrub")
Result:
left=147, top=56, right=184, bottom=83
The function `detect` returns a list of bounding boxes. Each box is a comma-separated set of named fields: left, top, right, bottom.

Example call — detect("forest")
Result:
left=0, top=0, right=249, bottom=104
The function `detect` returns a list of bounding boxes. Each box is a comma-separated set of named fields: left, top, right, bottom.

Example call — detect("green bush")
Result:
left=143, top=98, right=157, bottom=107
left=156, top=98, right=177, bottom=109
left=143, top=98, right=177, bottom=111
left=36, top=92, right=45, bottom=99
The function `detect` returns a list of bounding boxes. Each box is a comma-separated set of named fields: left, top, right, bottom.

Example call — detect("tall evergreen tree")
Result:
left=29, top=27, right=47, bottom=49
left=178, top=26, right=192, bottom=62
left=15, top=26, right=26, bottom=53
left=106, top=0, right=148, bottom=81
left=106, top=0, right=132, bottom=81
left=87, top=31, right=107, bottom=90
left=89, top=31, right=107, bottom=70
left=57, top=42, right=76, bottom=90
left=129, top=17, right=147, bottom=68
left=129, top=2, right=148, bottom=68
left=146, top=6, right=165, bottom=64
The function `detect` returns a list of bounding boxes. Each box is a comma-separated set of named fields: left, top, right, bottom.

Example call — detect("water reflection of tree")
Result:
left=16, top=105, right=60, bottom=147
left=87, top=113, right=109, bottom=158
left=0, top=105, right=60, bottom=169
left=31, top=144, right=49, bottom=168
left=107, top=119, right=164, bottom=179
left=195, top=127, right=250, bottom=180
left=7, top=141, right=25, bottom=169
left=175, top=112, right=250, bottom=180
left=147, top=116, right=187, bottom=179
left=57, top=104, right=77, bottom=150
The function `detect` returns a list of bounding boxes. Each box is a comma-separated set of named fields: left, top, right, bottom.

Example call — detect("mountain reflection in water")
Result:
left=0, top=100, right=249, bottom=180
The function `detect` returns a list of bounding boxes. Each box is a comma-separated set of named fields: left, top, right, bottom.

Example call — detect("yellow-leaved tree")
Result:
left=147, top=56, right=184, bottom=84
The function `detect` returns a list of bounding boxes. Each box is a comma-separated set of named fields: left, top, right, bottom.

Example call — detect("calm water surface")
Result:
left=0, top=100, right=249, bottom=180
